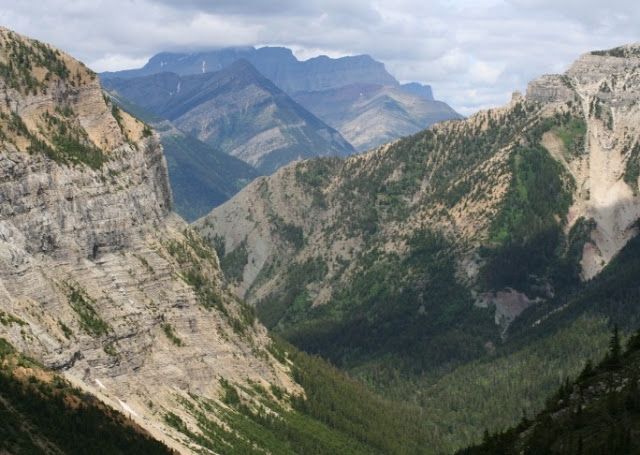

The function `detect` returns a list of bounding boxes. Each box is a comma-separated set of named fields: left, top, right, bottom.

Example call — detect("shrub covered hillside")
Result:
left=197, top=44, right=640, bottom=451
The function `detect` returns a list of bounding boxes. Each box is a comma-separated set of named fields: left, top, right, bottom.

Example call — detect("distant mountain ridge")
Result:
left=293, top=82, right=462, bottom=151
left=102, top=59, right=354, bottom=174
left=101, top=46, right=463, bottom=152
left=101, top=46, right=398, bottom=93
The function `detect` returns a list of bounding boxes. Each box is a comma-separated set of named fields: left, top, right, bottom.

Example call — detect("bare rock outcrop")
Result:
left=0, top=27, right=297, bottom=454
left=526, top=74, right=576, bottom=104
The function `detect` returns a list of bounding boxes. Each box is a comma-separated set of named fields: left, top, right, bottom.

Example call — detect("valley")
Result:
left=0, top=22, right=639, bottom=455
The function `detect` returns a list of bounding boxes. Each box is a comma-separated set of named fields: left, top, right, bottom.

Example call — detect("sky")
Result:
left=0, top=0, right=638, bottom=115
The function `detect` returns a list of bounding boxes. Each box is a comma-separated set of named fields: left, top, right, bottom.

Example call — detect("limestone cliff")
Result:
left=0, top=27, right=298, bottom=454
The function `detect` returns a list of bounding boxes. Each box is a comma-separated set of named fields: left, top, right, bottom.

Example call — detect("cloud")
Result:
left=0, top=0, right=638, bottom=114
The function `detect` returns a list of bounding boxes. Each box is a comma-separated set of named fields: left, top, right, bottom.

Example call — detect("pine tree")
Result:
left=605, top=324, right=622, bottom=367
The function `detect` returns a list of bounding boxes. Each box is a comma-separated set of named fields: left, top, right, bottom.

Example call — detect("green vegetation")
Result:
left=0, top=344, right=174, bottom=455
left=477, top=112, right=583, bottom=292
left=624, top=142, right=640, bottom=194
left=269, top=232, right=497, bottom=379
left=162, top=323, right=184, bottom=346
left=405, top=316, right=610, bottom=453
left=38, top=109, right=107, bottom=169
left=256, top=256, right=328, bottom=329
left=0, top=311, right=26, bottom=327
left=165, top=229, right=256, bottom=337
left=362, top=230, right=640, bottom=452
left=0, top=103, right=107, bottom=171
left=65, top=283, right=110, bottom=337
left=591, top=45, right=639, bottom=58
left=458, top=326, right=640, bottom=454
left=103, top=342, right=117, bottom=357
left=220, top=239, right=249, bottom=284
left=552, top=117, right=586, bottom=157
left=0, top=30, right=108, bottom=169
left=252, top=104, right=590, bottom=392
left=269, top=214, right=304, bottom=250
left=0, top=29, right=73, bottom=95
left=165, top=338, right=437, bottom=455
left=58, top=321, right=73, bottom=339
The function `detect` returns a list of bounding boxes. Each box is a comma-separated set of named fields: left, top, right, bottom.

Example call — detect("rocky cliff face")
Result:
left=0, top=27, right=298, bottom=454
left=527, top=44, right=640, bottom=278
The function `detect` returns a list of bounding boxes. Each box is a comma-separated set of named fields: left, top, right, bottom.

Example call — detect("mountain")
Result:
left=101, top=46, right=463, bottom=152
left=104, top=91, right=260, bottom=221
left=0, top=27, right=433, bottom=454
left=292, top=83, right=463, bottom=151
left=102, top=60, right=354, bottom=174
left=101, top=46, right=399, bottom=93
left=195, top=43, right=640, bottom=450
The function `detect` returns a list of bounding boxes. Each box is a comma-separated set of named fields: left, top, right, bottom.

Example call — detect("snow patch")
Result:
left=116, top=397, right=140, bottom=417
left=95, top=379, right=106, bottom=390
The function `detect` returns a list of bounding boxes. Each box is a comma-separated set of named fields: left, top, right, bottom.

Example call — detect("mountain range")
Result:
left=0, top=27, right=435, bottom=454
left=3, top=24, right=640, bottom=454
left=101, top=46, right=463, bottom=154
left=101, top=46, right=406, bottom=93
left=195, top=43, right=640, bottom=450
left=102, top=59, right=355, bottom=175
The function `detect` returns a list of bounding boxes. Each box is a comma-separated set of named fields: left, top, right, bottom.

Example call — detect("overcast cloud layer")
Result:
left=0, top=0, right=638, bottom=115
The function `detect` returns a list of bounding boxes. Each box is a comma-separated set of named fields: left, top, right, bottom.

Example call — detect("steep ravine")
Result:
left=527, top=48, right=640, bottom=278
